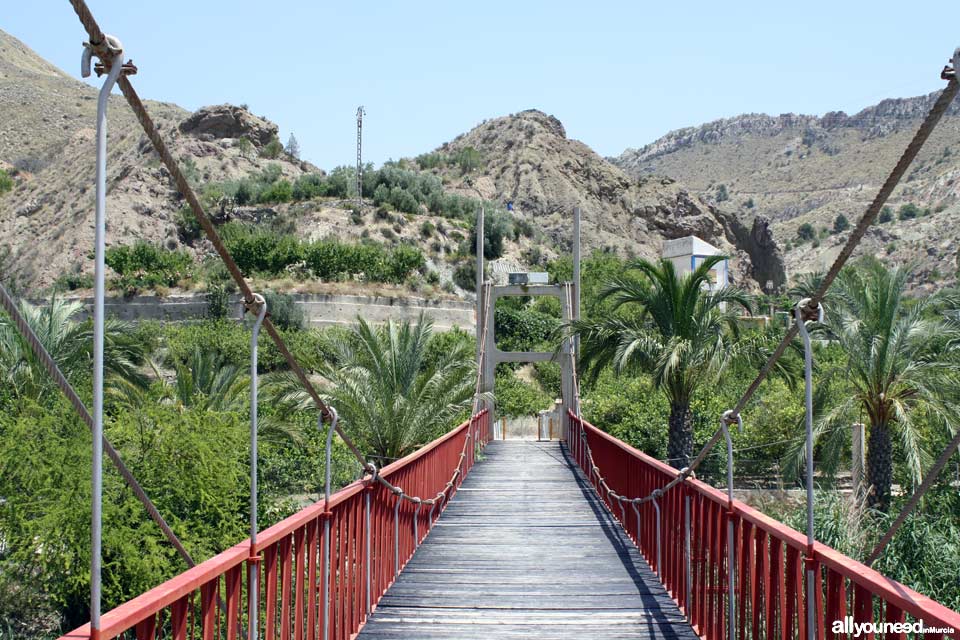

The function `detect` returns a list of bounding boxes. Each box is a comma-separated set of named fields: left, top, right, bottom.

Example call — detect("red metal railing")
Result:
left=61, top=410, right=491, bottom=640
left=568, top=413, right=960, bottom=640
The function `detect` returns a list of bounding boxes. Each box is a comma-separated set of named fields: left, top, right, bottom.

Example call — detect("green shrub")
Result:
left=292, top=173, right=328, bottom=200
left=454, top=146, right=482, bottom=174
left=715, top=184, right=729, bottom=202
left=453, top=261, right=476, bottom=291
left=206, top=283, right=231, bottom=319
left=259, top=179, right=293, bottom=204
left=420, top=220, right=436, bottom=238
left=495, top=371, right=553, bottom=417
left=832, top=214, right=850, bottom=234
left=261, top=136, right=283, bottom=159
left=471, top=210, right=512, bottom=259
left=878, top=206, right=893, bottom=224
left=898, top=203, right=920, bottom=220
left=0, top=168, right=13, bottom=193
left=797, top=222, right=815, bottom=241
left=262, top=290, right=304, bottom=331
left=54, top=271, right=94, bottom=291
left=494, top=307, right=561, bottom=352
left=222, top=224, right=305, bottom=275
left=105, top=242, right=193, bottom=293
left=175, top=205, right=202, bottom=243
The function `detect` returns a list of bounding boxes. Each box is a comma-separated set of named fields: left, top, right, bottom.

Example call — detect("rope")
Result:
left=0, top=282, right=196, bottom=568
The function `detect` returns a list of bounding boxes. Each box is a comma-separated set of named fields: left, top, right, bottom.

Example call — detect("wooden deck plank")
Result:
left=356, top=441, right=697, bottom=640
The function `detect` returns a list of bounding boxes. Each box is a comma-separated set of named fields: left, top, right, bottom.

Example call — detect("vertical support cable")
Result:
left=321, top=409, right=338, bottom=640
left=88, top=45, right=124, bottom=639
left=720, top=411, right=742, bottom=640
left=796, top=300, right=822, bottom=640
left=249, top=294, right=267, bottom=640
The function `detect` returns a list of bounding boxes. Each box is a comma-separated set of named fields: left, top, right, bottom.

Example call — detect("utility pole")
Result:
left=356, top=106, right=365, bottom=211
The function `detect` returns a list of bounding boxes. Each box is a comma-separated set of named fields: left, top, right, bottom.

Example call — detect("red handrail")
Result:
left=568, top=413, right=960, bottom=640
left=61, top=409, right=492, bottom=640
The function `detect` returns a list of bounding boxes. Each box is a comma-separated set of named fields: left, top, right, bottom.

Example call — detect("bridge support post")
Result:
left=685, top=494, right=692, bottom=622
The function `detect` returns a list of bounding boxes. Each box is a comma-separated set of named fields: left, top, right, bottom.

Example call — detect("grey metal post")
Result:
left=87, top=42, right=124, bottom=635
left=393, top=496, right=402, bottom=578
left=572, top=207, right=581, bottom=353
left=364, top=489, right=372, bottom=616
left=475, top=207, right=485, bottom=367
left=321, top=409, right=338, bottom=640
left=413, top=500, right=421, bottom=548
left=721, top=411, right=740, bottom=640
left=796, top=301, right=821, bottom=640
left=652, top=496, right=662, bottom=574
left=249, top=294, right=267, bottom=640
left=685, top=495, right=692, bottom=622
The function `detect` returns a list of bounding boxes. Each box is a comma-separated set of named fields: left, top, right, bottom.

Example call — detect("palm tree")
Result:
left=572, top=256, right=762, bottom=468
left=266, top=315, right=476, bottom=462
left=805, top=258, right=960, bottom=511
left=0, top=296, right=147, bottom=402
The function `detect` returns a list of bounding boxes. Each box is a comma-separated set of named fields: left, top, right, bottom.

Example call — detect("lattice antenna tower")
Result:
left=356, top=106, right=365, bottom=211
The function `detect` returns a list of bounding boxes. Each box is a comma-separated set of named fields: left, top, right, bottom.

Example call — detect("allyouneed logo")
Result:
left=832, top=616, right=955, bottom=637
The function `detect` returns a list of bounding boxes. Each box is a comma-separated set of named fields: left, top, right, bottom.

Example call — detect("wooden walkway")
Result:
left=357, top=440, right=700, bottom=639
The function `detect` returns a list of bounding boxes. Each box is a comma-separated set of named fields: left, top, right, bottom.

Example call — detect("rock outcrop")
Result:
left=431, top=109, right=780, bottom=289
left=179, top=104, right=278, bottom=146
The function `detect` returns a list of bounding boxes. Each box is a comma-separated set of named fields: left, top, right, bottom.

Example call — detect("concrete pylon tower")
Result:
left=475, top=207, right=581, bottom=439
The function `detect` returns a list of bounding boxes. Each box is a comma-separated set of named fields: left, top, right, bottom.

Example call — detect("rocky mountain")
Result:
left=0, top=28, right=782, bottom=296
left=424, top=109, right=784, bottom=289
left=615, top=89, right=960, bottom=290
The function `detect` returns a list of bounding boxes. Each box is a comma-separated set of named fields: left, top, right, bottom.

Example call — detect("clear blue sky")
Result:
left=4, top=1, right=956, bottom=169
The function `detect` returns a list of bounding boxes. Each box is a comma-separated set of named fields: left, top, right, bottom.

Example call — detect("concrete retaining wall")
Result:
left=61, top=292, right=476, bottom=331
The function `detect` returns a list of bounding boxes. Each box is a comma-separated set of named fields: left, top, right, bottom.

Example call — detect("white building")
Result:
left=661, top=236, right=729, bottom=290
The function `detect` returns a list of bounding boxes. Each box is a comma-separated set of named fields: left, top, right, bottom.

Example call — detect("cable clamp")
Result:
left=391, top=486, right=403, bottom=497
left=721, top=409, right=743, bottom=434
left=795, top=298, right=824, bottom=324
left=942, top=47, right=960, bottom=80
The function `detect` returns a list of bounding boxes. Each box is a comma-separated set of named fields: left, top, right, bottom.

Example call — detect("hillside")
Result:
left=615, top=90, right=960, bottom=290
left=418, top=109, right=784, bottom=290
left=0, top=28, right=781, bottom=297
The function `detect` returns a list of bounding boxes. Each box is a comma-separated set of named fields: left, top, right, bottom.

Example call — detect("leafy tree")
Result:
left=833, top=214, right=850, bottom=234
left=0, top=400, right=248, bottom=628
left=285, top=133, right=300, bottom=159
left=471, top=210, right=512, bottom=259
left=0, top=297, right=148, bottom=403
left=797, top=223, right=816, bottom=242
left=572, top=256, right=766, bottom=467
left=266, top=316, right=475, bottom=461
left=261, top=136, right=283, bottom=159
left=804, top=258, right=960, bottom=511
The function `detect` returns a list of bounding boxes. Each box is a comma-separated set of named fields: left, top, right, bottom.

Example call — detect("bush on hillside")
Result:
left=105, top=242, right=193, bottom=294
